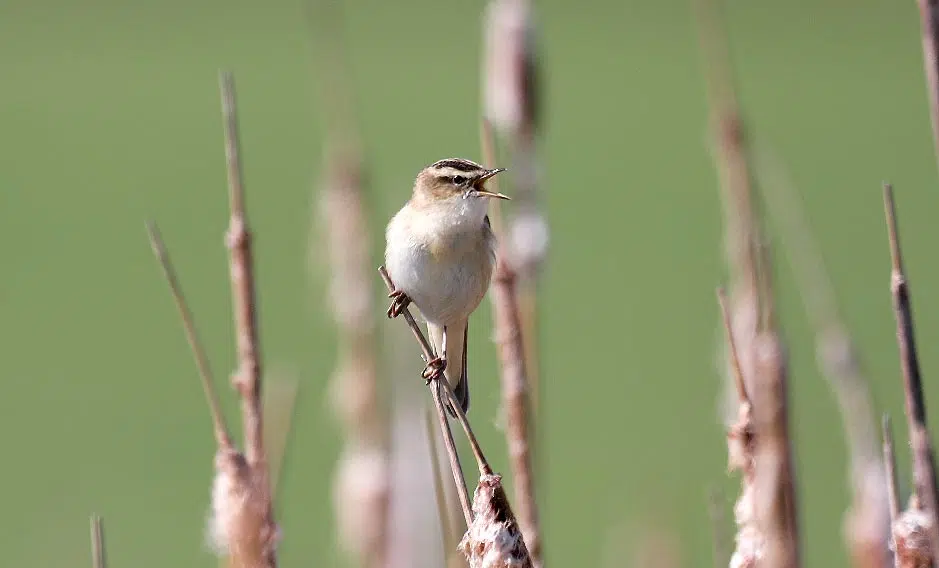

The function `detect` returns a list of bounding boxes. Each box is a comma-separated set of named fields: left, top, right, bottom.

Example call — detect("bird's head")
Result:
left=412, top=158, right=509, bottom=206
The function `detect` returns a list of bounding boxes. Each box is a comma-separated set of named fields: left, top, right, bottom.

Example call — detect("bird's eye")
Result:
left=452, top=175, right=467, bottom=185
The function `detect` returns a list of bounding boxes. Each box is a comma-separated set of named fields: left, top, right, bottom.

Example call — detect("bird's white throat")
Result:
left=439, top=196, right=490, bottom=230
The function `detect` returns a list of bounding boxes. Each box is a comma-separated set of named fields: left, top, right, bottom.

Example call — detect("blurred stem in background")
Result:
left=915, top=0, right=939, bottom=177
left=695, top=1, right=800, bottom=567
left=753, top=142, right=890, bottom=568
left=307, top=0, right=393, bottom=566
left=481, top=0, right=546, bottom=565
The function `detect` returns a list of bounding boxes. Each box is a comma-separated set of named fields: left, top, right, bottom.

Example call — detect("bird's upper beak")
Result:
left=472, top=168, right=510, bottom=200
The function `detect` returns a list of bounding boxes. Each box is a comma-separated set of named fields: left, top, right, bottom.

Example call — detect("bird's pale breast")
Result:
left=385, top=208, right=496, bottom=326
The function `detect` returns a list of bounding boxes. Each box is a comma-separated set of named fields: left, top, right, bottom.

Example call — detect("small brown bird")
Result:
left=384, top=158, right=508, bottom=415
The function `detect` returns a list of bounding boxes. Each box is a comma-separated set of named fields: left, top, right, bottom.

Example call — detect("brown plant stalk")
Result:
left=218, top=71, right=278, bottom=568
left=754, top=143, right=889, bottom=568
left=479, top=1, right=544, bottom=556
left=916, top=0, right=939, bottom=175
left=379, top=267, right=490, bottom=522
left=882, top=183, right=939, bottom=566
left=90, top=514, right=107, bottom=568
left=718, top=288, right=760, bottom=568
left=147, top=223, right=233, bottom=451
left=379, top=266, right=532, bottom=568
left=144, top=73, right=280, bottom=568
left=481, top=0, right=546, bottom=423
left=883, top=415, right=902, bottom=568
left=304, top=1, right=393, bottom=565
left=425, top=407, right=460, bottom=566
left=320, top=153, right=391, bottom=568
left=219, top=72, right=267, bottom=474
left=696, top=2, right=799, bottom=566
left=488, top=254, right=541, bottom=564
left=480, top=118, right=542, bottom=567
left=148, top=220, right=275, bottom=567
left=147, top=219, right=275, bottom=568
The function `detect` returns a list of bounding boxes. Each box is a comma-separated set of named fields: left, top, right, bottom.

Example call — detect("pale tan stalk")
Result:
left=146, top=223, right=233, bottom=451
left=217, top=71, right=278, bottom=568
left=883, top=415, right=902, bottom=568
left=695, top=2, right=800, bottom=567
left=318, top=131, right=391, bottom=568
left=916, top=0, right=939, bottom=176
left=425, top=407, right=465, bottom=568
left=883, top=184, right=939, bottom=567
left=480, top=2, right=544, bottom=560
left=90, top=514, right=107, bottom=568
left=754, top=143, right=889, bottom=568
left=148, top=217, right=275, bottom=567
left=305, top=2, right=393, bottom=564
left=379, top=266, right=475, bottom=527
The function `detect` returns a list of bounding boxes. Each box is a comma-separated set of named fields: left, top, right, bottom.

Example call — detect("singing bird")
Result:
left=384, top=158, right=508, bottom=415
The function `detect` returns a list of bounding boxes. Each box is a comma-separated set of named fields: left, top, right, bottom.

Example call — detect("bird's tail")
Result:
left=427, top=320, right=469, bottom=417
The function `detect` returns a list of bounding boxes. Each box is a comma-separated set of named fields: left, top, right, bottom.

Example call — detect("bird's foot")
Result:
left=386, top=289, right=412, bottom=318
left=422, top=356, right=447, bottom=384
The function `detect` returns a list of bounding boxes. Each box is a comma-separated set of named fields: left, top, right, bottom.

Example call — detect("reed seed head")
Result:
left=459, top=473, right=532, bottom=568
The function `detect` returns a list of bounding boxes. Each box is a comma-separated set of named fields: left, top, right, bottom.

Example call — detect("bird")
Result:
left=384, top=157, right=508, bottom=416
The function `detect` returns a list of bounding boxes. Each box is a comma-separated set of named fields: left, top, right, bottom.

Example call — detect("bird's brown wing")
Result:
left=453, top=319, right=470, bottom=414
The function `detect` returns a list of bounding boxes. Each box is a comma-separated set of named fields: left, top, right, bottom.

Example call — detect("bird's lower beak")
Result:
left=474, top=190, right=511, bottom=200
left=473, top=168, right=510, bottom=200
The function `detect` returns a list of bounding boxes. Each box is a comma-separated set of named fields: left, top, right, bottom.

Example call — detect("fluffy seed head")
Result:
left=459, top=474, right=532, bottom=568
left=893, top=503, right=934, bottom=568
left=207, top=449, right=279, bottom=566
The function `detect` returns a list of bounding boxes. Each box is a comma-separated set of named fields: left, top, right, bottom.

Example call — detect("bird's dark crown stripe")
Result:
left=431, top=159, right=483, bottom=172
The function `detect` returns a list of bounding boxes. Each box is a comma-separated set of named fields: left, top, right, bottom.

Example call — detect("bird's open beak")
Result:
left=473, top=168, right=510, bottom=200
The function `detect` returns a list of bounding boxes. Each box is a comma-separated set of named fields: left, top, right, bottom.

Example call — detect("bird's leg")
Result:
left=422, top=325, right=448, bottom=384
left=386, top=289, right=412, bottom=318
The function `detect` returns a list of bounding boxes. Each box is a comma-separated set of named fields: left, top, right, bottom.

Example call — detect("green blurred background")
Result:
left=3, top=0, right=939, bottom=566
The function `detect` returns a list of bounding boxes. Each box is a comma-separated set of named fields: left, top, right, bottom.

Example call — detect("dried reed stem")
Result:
left=426, top=407, right=460, bottom=565
left=718, top=288, right=760, bottom=568
left=433, top=384, right=473, bottom=527
left=480, top=2, right=544, bottom=559
left=318, top=122, right=391, bottom=568
left=883, top=183, right=939, bottom=565
left=144, top=74, right=279, bottom=568
left=754, top=143, right=888, bottom=568
left=884, top=415, right=902, bottom=527
left=379, top=266, right=477, bottom=527
left=219, top=72, right=267, bottom=475
left=379, top=266, right=492, bottom=476
left=305, top=2, right=393, bottom=564
left=916, top=0, right=939, bottom=175
left=264, top=376, right=300, bottom=500
left=696, top=3, right=800, bottom=566
left=147, top=219, right=277, bottom=566
left=90, top=514, right=107, bottom=568
left=488, top=256, right=541, bottom=563
left=217, top=70, right=278, bottom=568
left=480, top=122, right=542, bottom=563
left=884, top=415, right=903, bottom=568
left=146, top=222, right=232, bottom=450
left=718, top=288, right=750, bottom=405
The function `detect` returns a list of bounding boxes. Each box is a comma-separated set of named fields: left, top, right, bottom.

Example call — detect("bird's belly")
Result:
left=386, top=242, right=491, bottom=325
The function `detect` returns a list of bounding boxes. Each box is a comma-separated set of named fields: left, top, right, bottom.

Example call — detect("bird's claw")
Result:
left=386, top=289, right=411, bottom=319
left=422, top=356, right=447, bottom=384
